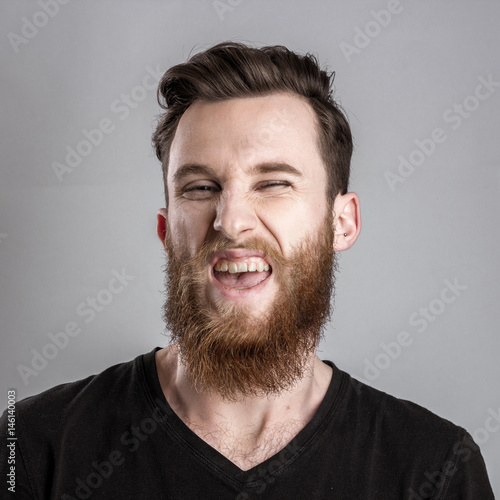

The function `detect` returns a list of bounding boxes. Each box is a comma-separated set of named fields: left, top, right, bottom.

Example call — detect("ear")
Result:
left=332, top=192, right=361, bottom=251
left=156, top=208, right=168, bottom=251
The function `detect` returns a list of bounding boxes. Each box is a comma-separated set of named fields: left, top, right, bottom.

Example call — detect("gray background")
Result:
left=1, top=0, right=499, bottom=492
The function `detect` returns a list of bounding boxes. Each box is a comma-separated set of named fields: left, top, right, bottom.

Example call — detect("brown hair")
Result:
left=152, top=41, right=353, bottom=206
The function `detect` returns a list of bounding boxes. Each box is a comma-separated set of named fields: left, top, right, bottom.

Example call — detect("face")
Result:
left=160, top=93, right=340, bottom=400
left=166, top=93, right=332, bottom=318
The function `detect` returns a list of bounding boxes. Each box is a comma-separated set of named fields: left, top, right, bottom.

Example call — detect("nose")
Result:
left=213, top=191, right=257, bottom=240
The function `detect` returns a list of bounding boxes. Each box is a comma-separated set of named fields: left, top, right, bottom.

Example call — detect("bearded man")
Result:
left=0, top=42, right=494, bottom=499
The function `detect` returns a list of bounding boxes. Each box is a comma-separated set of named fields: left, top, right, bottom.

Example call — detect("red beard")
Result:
left=162, top=212, right=337, bottom=401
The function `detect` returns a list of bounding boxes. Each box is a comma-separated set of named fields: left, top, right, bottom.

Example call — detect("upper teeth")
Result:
left=214, top=260, right=270, bottom=273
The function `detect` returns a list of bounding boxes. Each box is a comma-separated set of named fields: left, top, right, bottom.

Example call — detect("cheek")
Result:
left=168, top=207, right=213, bottom=257
left=263, top=200, right=328, bottom=253
left=259, top=208, right=311, bottom=254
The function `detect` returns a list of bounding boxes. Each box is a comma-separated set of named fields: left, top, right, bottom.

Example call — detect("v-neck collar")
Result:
left=138, top=347, right=347, bottom=488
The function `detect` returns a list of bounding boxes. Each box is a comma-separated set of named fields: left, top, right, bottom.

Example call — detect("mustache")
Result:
left=168, top=234, right=289, bottom=271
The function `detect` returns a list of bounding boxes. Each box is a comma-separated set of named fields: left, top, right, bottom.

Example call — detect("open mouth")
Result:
left=212, top=258, right=272, bottom=290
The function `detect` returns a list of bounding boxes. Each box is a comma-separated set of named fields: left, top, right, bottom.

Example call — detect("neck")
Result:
left=155, top=344, right=333, bottom=470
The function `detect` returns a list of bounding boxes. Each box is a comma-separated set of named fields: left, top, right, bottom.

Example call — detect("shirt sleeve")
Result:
left=439, top=429, right=495, bottom=499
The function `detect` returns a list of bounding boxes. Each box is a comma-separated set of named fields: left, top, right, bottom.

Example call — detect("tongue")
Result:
left=214, top=270, right=271, bottom=288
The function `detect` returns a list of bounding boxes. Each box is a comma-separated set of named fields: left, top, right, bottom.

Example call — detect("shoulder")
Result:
left=329, top=364, right=472, bottom=472
left=9, top=349, right=157, bottom=438
left=320, top=363, right=494, bottom=496
left=0, top=349, right=162, bottom=498
left=340, top=370, right=465, bottom=441
left=336, top=368, right=495, bottom=492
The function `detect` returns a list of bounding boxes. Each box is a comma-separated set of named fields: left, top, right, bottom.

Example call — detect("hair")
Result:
left=152, top=41, right=353, bottom=207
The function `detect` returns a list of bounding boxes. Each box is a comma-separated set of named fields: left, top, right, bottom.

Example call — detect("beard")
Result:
left=162, top=212, right=337, bottom=402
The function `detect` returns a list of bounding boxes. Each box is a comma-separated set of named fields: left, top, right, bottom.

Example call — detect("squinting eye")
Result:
left=181, top=184, right=219, bottom=199
left=187, top=186, right=215, bottom=191
left=257, top=181, right=291, bottom=190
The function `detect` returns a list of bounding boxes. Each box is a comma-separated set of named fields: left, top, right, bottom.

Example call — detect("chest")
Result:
left=187, top=418, right=307, bottom=471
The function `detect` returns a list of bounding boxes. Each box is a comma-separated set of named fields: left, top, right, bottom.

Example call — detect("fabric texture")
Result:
left=0, top=348, right=494, bottom=499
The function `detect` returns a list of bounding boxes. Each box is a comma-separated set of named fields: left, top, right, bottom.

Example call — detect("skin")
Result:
left=155, top=93, right=361, bottom=470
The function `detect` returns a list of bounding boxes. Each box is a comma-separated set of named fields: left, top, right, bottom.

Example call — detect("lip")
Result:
left=209, top=249, right=271, bottom=269
left=210, top=267, right=273, bottom=300
left=208, top=249, right=274, bottom=301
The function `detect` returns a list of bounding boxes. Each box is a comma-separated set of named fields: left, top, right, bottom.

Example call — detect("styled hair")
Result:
left=152, top=41, right=353, bottom=206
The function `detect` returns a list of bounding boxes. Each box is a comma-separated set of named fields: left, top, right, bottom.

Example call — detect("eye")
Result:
left=181, top=183, right=220, bottom=200
left=256, top=181, right=291, bottom=190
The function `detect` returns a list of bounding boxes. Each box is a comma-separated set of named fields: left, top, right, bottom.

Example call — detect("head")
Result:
left=153, top=42, right=360, bottom=401
left=152, top=41, right=353, bottom=208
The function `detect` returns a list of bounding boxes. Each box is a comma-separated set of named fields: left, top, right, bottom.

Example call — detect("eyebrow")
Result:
left=252, top=162, right=303, bottom=177
left=172, top=161, right=303, bottom=183
left=172, top=164, right=217, bottom=183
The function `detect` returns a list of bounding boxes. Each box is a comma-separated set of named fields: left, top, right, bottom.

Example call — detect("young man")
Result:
left=1, top=42, right=494, bottom=499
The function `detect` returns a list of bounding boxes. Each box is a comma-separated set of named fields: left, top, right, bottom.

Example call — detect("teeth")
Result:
left=214, top=258, right=271, bottom=273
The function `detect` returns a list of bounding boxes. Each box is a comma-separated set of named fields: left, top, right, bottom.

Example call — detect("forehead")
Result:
left=168, top=93, right=325, bottom=182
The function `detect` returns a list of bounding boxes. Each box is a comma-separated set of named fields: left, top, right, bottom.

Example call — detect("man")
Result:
left=0, top=42, right=494, bottom=499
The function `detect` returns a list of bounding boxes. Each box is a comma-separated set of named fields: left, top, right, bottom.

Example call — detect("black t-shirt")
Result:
left=1, top=348, right=494, bottom=499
